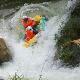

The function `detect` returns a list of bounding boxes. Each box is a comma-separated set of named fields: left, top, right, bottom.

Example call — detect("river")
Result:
left=0, top=0, right=80, bottom=80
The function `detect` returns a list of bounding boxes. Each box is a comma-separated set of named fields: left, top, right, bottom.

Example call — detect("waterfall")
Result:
left=0, top=0, right=79, bottom=80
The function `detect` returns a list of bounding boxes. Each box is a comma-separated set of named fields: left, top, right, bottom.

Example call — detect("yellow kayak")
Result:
left=23, top=35, right=37, bottom=48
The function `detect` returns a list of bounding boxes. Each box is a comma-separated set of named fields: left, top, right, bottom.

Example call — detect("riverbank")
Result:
left=0, top=0, right=61, bottom=9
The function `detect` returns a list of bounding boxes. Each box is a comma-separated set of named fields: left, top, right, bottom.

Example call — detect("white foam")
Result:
left=0, top=0, right=79, bottom=80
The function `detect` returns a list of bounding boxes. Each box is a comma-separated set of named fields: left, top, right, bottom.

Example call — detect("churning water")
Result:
left=0, top=0, right=80, bottom=80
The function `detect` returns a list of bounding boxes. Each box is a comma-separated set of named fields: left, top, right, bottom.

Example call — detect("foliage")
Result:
left=8, top=73, right=27, bottom=80
left=0, top=0, right=60, bottom=9
left=55, top=2, right=80, bottom=67
left=59, top=43, right=80, bottom=67
left=8, top=73, right=48, bottom=80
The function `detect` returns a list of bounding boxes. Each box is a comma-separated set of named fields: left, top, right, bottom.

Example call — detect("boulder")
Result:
left=0, top=38, right=12, bottom=65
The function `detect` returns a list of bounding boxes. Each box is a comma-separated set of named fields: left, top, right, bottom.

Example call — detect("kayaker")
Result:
left=21, top=16, right=39, bottom=34
left=21, top=15, right=44, bottom=41
left=21, top=16, right=37, bottom=28
left=25, top=26, right=35, bottom=41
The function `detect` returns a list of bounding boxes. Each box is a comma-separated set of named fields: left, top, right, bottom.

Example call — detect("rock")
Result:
left=54, top=2, right=80, bottom=67
left=71, top=39, right=80, bottom=45
left=0, top=38, right=12, bottom=65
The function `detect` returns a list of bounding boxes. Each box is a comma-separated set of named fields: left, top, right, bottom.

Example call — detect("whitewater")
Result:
left=0, top=0, right=80, bottom=80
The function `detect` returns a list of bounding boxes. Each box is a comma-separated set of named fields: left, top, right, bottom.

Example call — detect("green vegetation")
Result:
left=8, top=73, right=28, bottom=80
left=55, top=2, right=80, bottom=67
left=0, top=0, right=61, bottom=9
left=8, top=73, right=48, bottom=80
left=59, top=43, right=80, bottom=67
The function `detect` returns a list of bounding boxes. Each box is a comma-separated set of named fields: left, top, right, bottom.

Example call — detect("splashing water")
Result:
left=0, top=0, right=80, bottom=80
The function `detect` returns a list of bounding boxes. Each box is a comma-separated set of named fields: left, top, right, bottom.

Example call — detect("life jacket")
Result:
left=25, top=26, right=35, bottom=41
left=21, top=18, right=37, bottom=28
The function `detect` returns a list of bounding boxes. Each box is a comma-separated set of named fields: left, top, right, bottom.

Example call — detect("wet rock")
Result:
left=0, top=38, right=12, bottom=65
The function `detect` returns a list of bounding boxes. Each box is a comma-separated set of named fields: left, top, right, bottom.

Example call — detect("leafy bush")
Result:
left=55, top=2, right=80, bottom=67
left=8, top=73, right=48, bottom=80
left=59, top=43, right=80, bottom=67
left=8, top=73, right=27, bottom=80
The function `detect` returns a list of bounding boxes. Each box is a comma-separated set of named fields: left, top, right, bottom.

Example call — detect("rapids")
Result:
left=0, top=0, right=79, bottom=80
